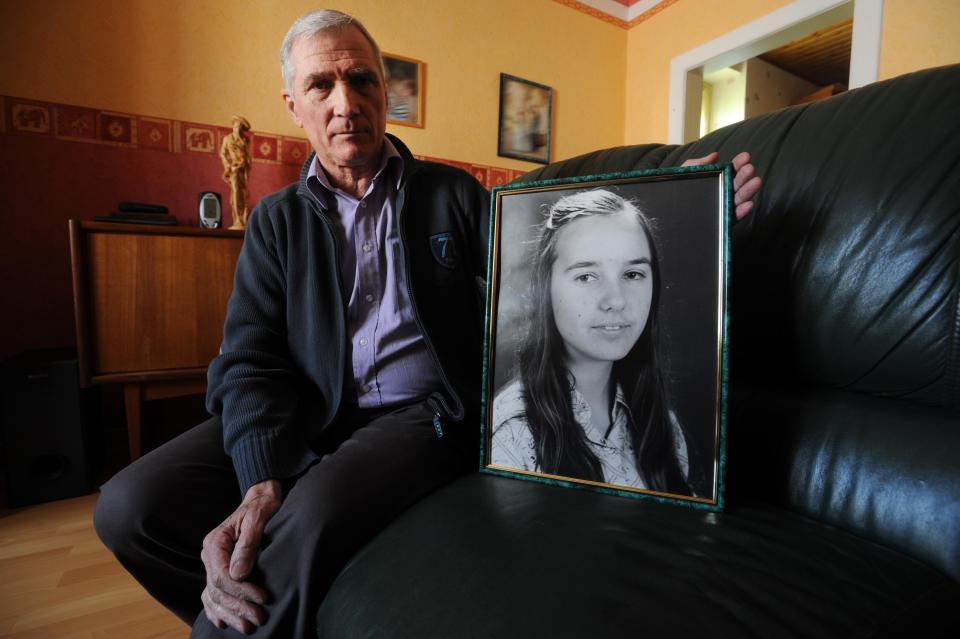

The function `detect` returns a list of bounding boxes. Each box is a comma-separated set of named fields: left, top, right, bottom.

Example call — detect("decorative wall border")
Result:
left=555, top=0, right=629, bottom=28
left=627, top=0, right=679, bottom=27
left=553, top=0, right=680, bottom=29
left=0, top=95, right=527, bottom=189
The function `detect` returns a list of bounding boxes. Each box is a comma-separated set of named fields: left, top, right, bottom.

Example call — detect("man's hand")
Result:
left=682, top=151, right=762, bottom=220
left=200, top=479, right=282, bottom=633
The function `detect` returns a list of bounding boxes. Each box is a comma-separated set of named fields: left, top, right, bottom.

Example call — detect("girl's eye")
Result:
left=574, top=273, right=597, bottom=283
left=623, top=269, right=648, bottom=281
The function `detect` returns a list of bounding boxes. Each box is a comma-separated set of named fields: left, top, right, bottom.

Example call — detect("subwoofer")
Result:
left=1, top=350, right=93, bottom=507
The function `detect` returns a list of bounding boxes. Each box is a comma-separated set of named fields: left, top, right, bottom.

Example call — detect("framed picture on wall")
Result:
left=497, top=73, right=552, bottom=165
left=480, top=165, right=732, bottom=511
left=383, top=53, right=424, bottom=128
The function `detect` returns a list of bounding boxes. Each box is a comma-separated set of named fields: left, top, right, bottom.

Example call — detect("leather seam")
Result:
left=947, top=259, right=960, bottom=409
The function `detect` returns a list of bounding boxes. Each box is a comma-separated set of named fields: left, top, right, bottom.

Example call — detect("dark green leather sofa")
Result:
left=317, top=64, right=960, bottom=638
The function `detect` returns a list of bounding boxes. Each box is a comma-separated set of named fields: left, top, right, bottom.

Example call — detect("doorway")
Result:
left=670, top=0, right=883, bottom=143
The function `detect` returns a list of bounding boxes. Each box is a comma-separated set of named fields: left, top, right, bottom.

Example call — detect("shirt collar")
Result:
left=570, top=383, right=631, bottom=444
left=306, top=137, right=404, bottom=198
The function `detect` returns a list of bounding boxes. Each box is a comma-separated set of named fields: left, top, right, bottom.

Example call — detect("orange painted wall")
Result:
left=0, top=0, right=626, bottom=170
left=879, top=0, right=960, bottom=79
left=624, top=0, right=794, bottom=144
left=3, top=0, right=957, bottom=360
left=624, top=0, right=960, bottom=144
left=0, top=0, right=626, bottom=360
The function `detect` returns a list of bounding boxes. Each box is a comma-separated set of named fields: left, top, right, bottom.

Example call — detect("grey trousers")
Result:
left=94, top=400, right=474, bottom=638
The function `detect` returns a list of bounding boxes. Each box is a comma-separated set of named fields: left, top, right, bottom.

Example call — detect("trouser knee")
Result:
left=94, top=471, right=141, bottom=554
left=93, top=462, right=151, bottom=554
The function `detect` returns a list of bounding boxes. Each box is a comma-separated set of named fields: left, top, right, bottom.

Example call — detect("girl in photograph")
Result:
left=491, top=188, right=693, bottom=496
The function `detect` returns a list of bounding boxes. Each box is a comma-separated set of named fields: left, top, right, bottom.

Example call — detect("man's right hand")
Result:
left=200, top=479, right=282, bottom=633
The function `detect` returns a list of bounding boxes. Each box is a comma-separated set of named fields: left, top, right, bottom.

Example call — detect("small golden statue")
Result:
left=220, top=115, right=252, bottom=229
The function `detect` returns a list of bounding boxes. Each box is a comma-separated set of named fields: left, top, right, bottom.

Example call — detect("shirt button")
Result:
left=365, top=294, right=374, bottom=303
left=362, top=242, right=374, bottom=253
left=359, top=337, right=369, bottom=346
left=359, top=201, right=367, bottom=208
left=361, top=384, right=371, bottom=393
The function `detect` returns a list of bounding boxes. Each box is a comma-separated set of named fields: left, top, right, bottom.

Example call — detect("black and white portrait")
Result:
left=483, top=170, right=728, bottom=507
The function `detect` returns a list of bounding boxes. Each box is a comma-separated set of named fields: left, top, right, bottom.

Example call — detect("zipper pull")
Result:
left=432, top=412, right=444, bottom=439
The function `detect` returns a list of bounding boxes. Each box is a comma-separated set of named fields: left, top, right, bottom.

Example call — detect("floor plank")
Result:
left=0, top=493, right=187, bottom=638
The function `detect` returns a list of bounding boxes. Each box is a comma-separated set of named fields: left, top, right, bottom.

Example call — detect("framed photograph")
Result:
left=497, top=73, right=552, bottom=165
left=480, top=165, right=732, bottom=511
left=383, top=53, right=424, bottom=128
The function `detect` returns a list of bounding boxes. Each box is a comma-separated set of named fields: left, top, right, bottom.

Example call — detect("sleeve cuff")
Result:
left=230, top=432, right=320, bottom=496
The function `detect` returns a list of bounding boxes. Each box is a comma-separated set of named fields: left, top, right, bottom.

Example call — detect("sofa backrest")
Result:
left=519, top=65, right=960, bottom=581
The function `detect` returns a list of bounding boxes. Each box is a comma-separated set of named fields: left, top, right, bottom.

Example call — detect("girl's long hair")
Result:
left=517, top=189, right=691, bottom=495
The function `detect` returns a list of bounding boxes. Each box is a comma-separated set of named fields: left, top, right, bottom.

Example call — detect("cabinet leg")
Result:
left=123, top=383, right=143, bottom=460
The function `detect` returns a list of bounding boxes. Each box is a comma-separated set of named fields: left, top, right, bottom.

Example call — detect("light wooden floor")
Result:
left=0, top=492, right=188, bottom=638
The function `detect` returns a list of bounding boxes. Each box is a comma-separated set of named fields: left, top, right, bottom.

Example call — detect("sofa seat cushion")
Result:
left=318, top=473, right=959, bottom=638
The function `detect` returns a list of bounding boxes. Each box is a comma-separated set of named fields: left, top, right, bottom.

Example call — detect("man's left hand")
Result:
left=682, top=151, right=762, bottom=220
left=200, top=479, right=282, bottom=633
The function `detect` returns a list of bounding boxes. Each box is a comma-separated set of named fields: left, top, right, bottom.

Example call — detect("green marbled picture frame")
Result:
left=480, top=164, right=732, bottom=511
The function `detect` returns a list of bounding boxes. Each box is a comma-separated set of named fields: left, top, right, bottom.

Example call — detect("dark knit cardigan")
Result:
left=206, top=135, right=491, bottom=494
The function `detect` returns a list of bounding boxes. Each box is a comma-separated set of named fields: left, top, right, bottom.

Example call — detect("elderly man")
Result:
left=95, top=8, right=761, bottom=638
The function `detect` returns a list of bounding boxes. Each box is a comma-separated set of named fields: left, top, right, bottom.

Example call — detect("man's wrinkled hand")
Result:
left=682, top=151, right=762, bottom=220
left=200, top=479, right=281, bottom=633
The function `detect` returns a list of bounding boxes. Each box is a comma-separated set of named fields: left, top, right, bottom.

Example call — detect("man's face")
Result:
left=282, top=26, right=387, bottom=175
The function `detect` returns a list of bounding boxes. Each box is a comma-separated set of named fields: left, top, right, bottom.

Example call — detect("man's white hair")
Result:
left=280, top=9, right=385, bottom=94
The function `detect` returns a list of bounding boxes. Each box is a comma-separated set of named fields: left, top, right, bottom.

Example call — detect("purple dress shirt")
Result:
left=306, top=139, right=443, bottom=408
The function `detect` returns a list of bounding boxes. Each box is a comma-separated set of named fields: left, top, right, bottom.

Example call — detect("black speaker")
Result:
left=1, top=349, right=94, bottom=507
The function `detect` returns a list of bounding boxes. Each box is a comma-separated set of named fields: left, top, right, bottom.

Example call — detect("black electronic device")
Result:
left=199, top=192, right=222, bottom=229
left=94, top=212, right=178, bottom=225
left=118, top=201, right=169, bottom=214
left=1, top=350, right=94, bottom=507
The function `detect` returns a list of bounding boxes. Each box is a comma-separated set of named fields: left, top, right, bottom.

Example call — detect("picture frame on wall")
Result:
left=383, top=53, right=424, bottom=128
left=480, top=165, right=732, bottom=511
left=497, top=73, right=552, bottom=165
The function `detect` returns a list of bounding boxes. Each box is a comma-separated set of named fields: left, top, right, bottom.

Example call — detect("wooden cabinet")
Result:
left=69, top=221, right=244, bottom=459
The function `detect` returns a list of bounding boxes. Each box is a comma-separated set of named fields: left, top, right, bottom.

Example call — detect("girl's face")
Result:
left=549, top=210, right=654, bottom=368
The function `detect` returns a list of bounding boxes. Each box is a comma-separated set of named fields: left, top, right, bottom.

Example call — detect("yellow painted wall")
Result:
left=3, top=0, right=956, bottom=162
left=879, top=0, right=960, bottom=79
left=0, top=0, right=626, bottom=169
left=624, top=0, right=792, bottom=144
left=624, top=0, right=960, bottom=145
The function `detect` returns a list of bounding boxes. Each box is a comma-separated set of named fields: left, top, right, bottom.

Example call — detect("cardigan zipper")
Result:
left=301, top=183, right=350, bottom=429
